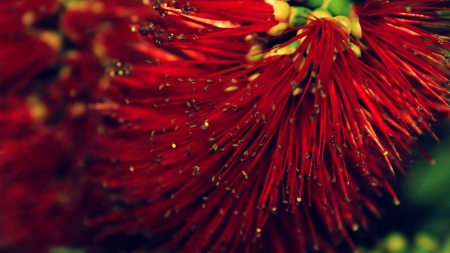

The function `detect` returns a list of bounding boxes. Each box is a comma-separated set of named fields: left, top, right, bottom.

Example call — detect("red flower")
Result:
left=0, top=1, right=156, bottom=252
left=96, top=0, right=450, bottom=252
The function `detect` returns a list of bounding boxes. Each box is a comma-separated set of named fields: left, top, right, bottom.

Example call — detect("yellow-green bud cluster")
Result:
left=269, top=0, right=362, bottom=38
left=244, top=0, right=364, bottom=91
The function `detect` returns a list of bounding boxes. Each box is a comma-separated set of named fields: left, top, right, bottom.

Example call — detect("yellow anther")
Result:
left=292, top=87, right=304, bottom=96
left=39, top=31, right=62, bottom=53
left=248, top=73, right=261, bottom=81
left=22, top=11, right=35, bottom=27
left=224, top=86, right=240, bottom=92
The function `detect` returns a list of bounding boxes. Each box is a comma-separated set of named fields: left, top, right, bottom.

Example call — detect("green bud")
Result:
left=328, top=0, right=352, bottom=17
left=304, top=0, right=324, bottom=9
left=289, top=6, right=312, bottom=27
left=414, top=233, right=439, bottom=252
left=50, top=247, right=85, bottom=253
left=384, top=232, right=408, bottom=253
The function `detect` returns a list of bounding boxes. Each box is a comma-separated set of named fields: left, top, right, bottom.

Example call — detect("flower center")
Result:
left=245, top=0, right=363, bottom=63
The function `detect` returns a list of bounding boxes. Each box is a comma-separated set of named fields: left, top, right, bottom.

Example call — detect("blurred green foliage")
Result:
left=404, top=136, right=450, bottom=239
left=359, top=121, right=450, bottom=253
left=358, top=232, right=448, bottom=253
left=49, top=247, right=85, bottom=253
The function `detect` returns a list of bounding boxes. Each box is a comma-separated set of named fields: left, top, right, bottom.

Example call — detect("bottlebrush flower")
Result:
left=96, top=0, right=450, bottom=252
left=0, top=1, right=157, bottom=252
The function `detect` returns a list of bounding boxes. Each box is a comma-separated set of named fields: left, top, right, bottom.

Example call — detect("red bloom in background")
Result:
left=0, top=0, right=60, bottom=91
left=0, top=1, right=157, bottom=252
left=96, top=0, right=450, bottom=252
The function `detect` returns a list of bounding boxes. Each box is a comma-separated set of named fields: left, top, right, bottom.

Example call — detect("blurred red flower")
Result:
left=0, top=1, right=156, bottom=252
